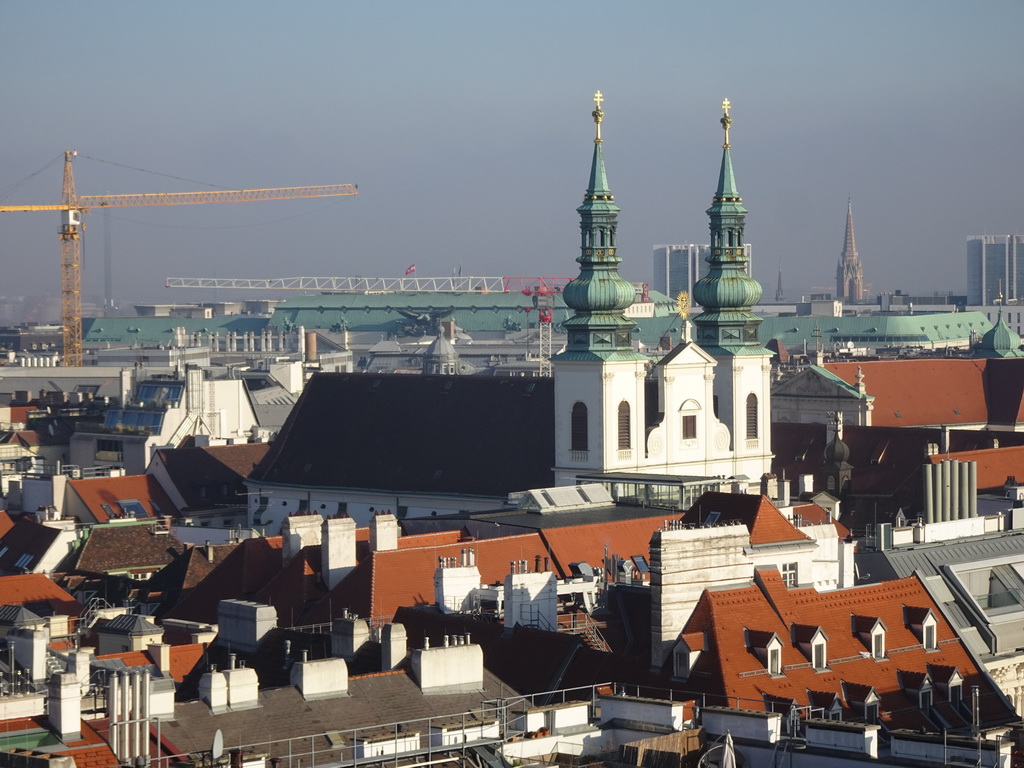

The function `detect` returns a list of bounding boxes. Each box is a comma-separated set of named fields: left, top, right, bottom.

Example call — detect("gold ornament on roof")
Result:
left=721, top=97, right=732, bottom=149
left=675, top=290, right=691, bottom=319
left=592, top=90, right=605, bottom=143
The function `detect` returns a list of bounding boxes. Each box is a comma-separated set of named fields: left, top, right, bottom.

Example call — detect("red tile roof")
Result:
left=68, top=474, right=176, bottom=522
left=681, top=570, right=1016, bottom=731
left=683, top=493, right=810, bottom=545
left=790, top=503, right=851, bottom=538
left=301, top=532, right=552, bottom=623
left=0, top=573, right=83, bottom=616
left=825, top=358, right=1024, bottom=429
left=70, top=524, right=186, bottom=574
left=164, top=537, right=284, bottom=624
left=95, top=643, right=206, bottom=682
left=539, top=517, right=665, bottom=578
left=825, top=360, right=992, bottom=427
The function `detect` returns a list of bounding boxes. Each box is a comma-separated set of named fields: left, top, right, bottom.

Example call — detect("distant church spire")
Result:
left=836, top=198, right=865, bottom=302
left=692, top=99, right=766, bottom=354
left=557, top=92, right=644, bottom=361
left=775, top=257, right=785, bottom=302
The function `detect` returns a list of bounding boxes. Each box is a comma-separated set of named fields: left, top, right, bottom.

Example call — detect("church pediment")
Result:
left=657, top=340, right=717, bottom=368
left=773, top=367, right=866, bottom=400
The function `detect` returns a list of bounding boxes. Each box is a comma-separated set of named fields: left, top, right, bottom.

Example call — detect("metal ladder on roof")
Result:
left=79, top=596, right=114, bottom=631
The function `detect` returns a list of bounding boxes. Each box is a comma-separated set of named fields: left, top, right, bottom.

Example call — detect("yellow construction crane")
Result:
left=0, top=150, right=358, bottom=365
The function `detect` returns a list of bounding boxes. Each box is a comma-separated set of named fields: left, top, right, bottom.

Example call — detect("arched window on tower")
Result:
left=746, top=393, right=759, bottom=440
left=618, top=401, right=631, bottom=451
left=571, top=402, right=588, bottom=452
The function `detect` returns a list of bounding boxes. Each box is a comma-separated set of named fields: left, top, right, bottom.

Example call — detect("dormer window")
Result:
left=923, top=622, right=936, bottom=651
left=673, top=633, right=704, bottom=681
left=949, top=681, right=962, bottom=707
left=812, top=639, right=827, bottom=671
left=905, top=606, right=938, bottom=651
left=872, top=630, right=885, bottom=660
left=920, top=686, right=933, bottom=711
left=852, top=615, right=887, bottom=660
left=746, top=629, right=784, bottom=677
left=865, top=701, right=879, bottom=724
left=793, top=624, right=828, bottom=671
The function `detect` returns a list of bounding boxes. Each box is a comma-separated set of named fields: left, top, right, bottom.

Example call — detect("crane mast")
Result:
left=0, top=151, right=358, bottom=366
left=60, top=151, right=84, bottom=365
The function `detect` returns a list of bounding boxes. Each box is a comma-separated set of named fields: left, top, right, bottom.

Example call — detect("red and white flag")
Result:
left=405, top=264, right=416, bottom=275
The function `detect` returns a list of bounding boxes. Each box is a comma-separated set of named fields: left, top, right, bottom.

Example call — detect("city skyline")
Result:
left=1, top=1, right=1022, bottom=307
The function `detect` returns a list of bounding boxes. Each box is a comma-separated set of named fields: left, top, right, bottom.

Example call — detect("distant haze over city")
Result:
left=2, top=1, right=1021, bottom=308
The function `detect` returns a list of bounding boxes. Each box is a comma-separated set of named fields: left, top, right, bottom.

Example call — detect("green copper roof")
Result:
left=554, top=92, right=645, bottom=363
left=758, top=312, right=993, bottom=350
left=715, top=146, right=742, bottom=203
left=692, top=100, right=768, bottom=357
left=977, top=308, right=1024, bottom=357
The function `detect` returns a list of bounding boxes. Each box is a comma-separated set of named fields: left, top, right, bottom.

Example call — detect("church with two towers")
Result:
left=247, top=95, right=775, bottom=531
left=552, top=94, right=773, bottom=486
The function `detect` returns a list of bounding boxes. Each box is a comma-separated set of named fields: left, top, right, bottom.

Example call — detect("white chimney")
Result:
left=290, top=657, right=349, bottom=701
left=322, top=515, right=357, bottom=589
left=222, top=666, right=259, bottom=711
left=217, top=600, right=278, bottom=653
left=369, top=512, right=399, bottom=552
left=503, top=571, right=557, bottom=632
left=199, top=670, right=228, bottom=714
left=381, top=623, right=407, bottom=671
left=434, top=554, right=482, bottom=614
left=48, top=672, right=81, bottom=742
left=147, top=643, right=171, bottom=675
left=282, top=513, right=323, bottom=562
left=331, top=617, right=370, bottom=662
left=411, top=640, right=483, bottom=694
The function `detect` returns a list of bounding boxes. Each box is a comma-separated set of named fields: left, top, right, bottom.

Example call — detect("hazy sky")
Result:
left=2, top=1, right=1022, bottom=309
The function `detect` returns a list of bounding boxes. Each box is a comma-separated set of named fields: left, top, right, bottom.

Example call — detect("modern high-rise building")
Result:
left=836, top=199, right=865, bottom=302
left=652, top=243, right=752, bottom=302
left=967, top=236, right=1024, bottom=305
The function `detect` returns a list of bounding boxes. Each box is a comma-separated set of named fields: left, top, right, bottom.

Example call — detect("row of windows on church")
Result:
left=570, top=394, right=759, bottom=452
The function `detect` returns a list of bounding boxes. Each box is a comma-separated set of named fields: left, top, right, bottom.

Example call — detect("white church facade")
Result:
left=552, top=95, right=772, bottom=486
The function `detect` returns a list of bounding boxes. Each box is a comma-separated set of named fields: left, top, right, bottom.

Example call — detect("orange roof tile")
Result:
left=825, top=360, right=990, bottom=427
left=364, top=533, right=551, bottom=617
left=682, top=570, right=1016, bottom=731
left=790, top=503, right=851, bottom=538
left=0, top=573, right=83, bottom=615
left=68, top=474, right=176, bottom=522
left=684, top=493, right=810, bottom=546
left=539, top=517, right=664, bottom=578
left=95, top=643, right=205, bottom=683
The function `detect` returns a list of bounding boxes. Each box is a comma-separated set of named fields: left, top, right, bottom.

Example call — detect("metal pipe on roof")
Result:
left=959, top=461, right=969, bottom=521
left=940, top=460, right=951, bottom=523
left=950, top=457, right=960, bottom=520
left=969, top=461, right=978, bottom=518
left=923, top=464, right=934, bottom=525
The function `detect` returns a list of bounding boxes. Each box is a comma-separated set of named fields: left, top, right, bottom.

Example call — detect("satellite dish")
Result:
left=211, top=729, right=224, bottom=761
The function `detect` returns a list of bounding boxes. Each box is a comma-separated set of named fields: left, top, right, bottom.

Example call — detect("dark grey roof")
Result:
left=253, top=374, right=555, bottom=497
left=163, top=669, right=513, bottom=758
left=99, top=613, right=161, bottom=636
left=0, top=605, right=42, bottom=626
left=865, top=530, right=1024, bottom=580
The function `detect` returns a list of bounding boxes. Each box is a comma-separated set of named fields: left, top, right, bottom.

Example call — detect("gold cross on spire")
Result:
left=592, top=90, right=605, bottom=143
left=720, top=97, right=733, bottom=149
